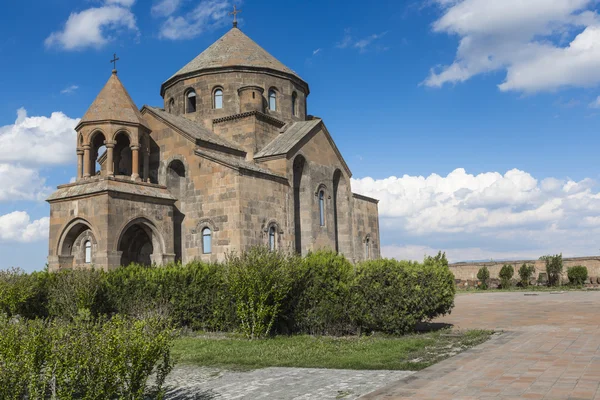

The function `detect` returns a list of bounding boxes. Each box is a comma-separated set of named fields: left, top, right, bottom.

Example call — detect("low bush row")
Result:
left=0, top=314, right=176, bottom=400
left=0, top=248, right=456, bottom=338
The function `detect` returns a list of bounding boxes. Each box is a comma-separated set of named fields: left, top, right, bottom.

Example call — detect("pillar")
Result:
left=143, top=146, right=149, bottom=182
left=76, top=149, right=84, bottom=181
left=82, top=145, right=91, bottom=179
left=131, top=145, right=140, bottom=181
left=106, top=143, right=115, bottom=177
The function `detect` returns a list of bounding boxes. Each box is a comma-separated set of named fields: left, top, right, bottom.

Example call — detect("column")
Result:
left=131, top=145, right=140, bottom=181
left=82, top=145, right=91, bottom=179
left=76, top=149, right=84, bottom=181
left=143, top=146, right=150, bottom=182
left=106, top=143, right=115, bottom=177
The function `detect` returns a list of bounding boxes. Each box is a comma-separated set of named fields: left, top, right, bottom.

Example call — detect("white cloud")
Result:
left=589, top=96, right=600, bottom=108
left=61, top=85, right=79, bottom=95
left=337, top=29, right=388, bottom=52
left=0, top=164, right=50, bottom=202
left=158, top=0, right=233, bottom=40
left=152, top=0, right=182, bottom=17
left=45, top=5, right=138, bottom=50
left=425, top=0, right=600, bottom=93
left=0, top=108, right=79, bottom=166
left=313, top=48, right=322, bottom=56
left=352, top=168, right=600, bottom=261
left=0, top=212, right=49, bottom=243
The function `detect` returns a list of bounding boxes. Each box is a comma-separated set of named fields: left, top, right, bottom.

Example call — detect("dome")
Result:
left=161, top=27, right=307, bottom=95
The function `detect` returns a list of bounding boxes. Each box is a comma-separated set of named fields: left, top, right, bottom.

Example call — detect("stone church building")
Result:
left=47, top=25, right=380, bottom=271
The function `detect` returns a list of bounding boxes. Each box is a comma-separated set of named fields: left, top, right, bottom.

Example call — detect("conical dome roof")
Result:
left=165, top=27, right=304, bottom=85
left=79, top=71, right=149, bottom=129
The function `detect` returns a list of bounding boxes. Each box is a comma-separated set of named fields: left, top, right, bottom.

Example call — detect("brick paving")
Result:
left=361, top=291, right=600, bottom=400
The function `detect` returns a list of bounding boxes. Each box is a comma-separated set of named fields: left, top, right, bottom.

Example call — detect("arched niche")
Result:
left=117, top=218, right=166, bottom=266
left=333, top=169, right=353, bottom=256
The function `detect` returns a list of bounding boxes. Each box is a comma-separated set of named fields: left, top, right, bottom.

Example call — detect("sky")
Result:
left=3, top=0, right=600, bottom=271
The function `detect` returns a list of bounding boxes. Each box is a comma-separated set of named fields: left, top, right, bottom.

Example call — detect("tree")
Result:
left=518, top=264, right=535, bottom=287
left=540, top=254, right=563, bottom=287
left=499, top=264, right=514, bottom=289
left=477, top=266, right=490, bottom=290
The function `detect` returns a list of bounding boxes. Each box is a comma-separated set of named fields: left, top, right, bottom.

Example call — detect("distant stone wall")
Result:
left=450, top=256, right=600, bottom=284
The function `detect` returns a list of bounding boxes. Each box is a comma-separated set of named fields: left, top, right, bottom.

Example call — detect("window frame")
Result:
left=84, top=240, right=92, bottom=264
left=268, top=226, right=277, bottom=251
left=319, top=190, right=326, bottom=227
left=185, top=89, right=197, bottom=114
left=213, top=88, right=224, bottom=109
left=202, top=227, right=212, bottom=254
left=268, top=89, right=277, bottom=111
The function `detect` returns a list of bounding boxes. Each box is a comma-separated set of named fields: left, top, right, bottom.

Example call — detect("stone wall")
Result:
left=450, top=256, right=600, bottom=284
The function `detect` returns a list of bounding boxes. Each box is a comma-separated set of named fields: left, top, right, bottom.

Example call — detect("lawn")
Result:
left=172, top=329, right=493, bottom=371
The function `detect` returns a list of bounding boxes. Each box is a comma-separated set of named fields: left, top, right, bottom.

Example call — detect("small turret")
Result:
left=238, top=86, right=265, bottom=113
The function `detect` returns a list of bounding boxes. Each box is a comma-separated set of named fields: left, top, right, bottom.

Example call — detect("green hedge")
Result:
left=567, top=266, right=588, bottom=286
left=0, top=314, right=176, bottom=400
left=0, top=248, right=456, bottom=338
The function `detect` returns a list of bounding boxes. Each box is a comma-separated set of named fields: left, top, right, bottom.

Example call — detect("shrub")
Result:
left=291, top=251, right=354, bottom=335
left=567, top=266, right=588, bottom=286
left=477, top=266, right=490, bottom=290
left=226, top=247, right=298, bottom=339
left=47, top=269, right=106, bottom=319
left=0, top=268, right=39, bottom=317
left=0, top=314, right=177, bottom=400
left=518, top=264, right=535, bottom=287
left=499, top=264, right=514, bottom=289
left=351, top=257, right=455, bottom=335
left=541, top=254, right=563, bottom=286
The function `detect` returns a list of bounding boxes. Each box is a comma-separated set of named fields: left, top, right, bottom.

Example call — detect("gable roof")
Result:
left=142, top=106, right=244, bottom=153
left=163, top=27, right=307, bottom=93
left=79, top=71, right=149, bottom=130
left=254, top=119, right=352, bottom=178
left=194, top=149, right=286, bottom=181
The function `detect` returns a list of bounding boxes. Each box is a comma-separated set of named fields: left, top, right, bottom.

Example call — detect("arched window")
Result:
left=365, top=237, right=371, bottom=260
left=168, top=98, right=175, bottom=113
left=292, top=92, right=297, bottom=116
left=269, top=226, right=276, bottom=251
left=319, top=190, right=325, bottom=226
left=268, top=89, right=277, bottom=111
left=202, top=228, right=212, bottom=254
left=186, top=89, right=197, bottom=113
left=214, top=89, right=223, bottom=109
left=85, top=241, right=92, bottom=264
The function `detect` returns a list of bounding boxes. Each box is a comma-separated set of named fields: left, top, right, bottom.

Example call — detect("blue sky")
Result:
left=3, top=0, right=600, bottom=270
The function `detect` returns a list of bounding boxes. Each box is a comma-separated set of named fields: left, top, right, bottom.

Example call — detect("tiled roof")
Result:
left=195, top=149, right=286, bottom=180
left=254, top=119, right=322, bottom=158
left=167, top=27, right=303, bottom=82
left=79, top=72, right=149, bottom=129
left=143, top=106, right=243, bottom=152
left=47, top=178, right=175, bottom=202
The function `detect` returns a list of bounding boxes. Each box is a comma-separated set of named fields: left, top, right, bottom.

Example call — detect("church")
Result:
left=46, top=21, right=380, bottom=271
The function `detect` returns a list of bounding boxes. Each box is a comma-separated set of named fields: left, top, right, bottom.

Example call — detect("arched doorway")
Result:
left=58, top=219, right=97, bottom=267
left=118, top=219, right=164, bottom=266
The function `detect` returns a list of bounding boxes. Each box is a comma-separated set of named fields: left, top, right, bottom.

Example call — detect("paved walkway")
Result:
left=361, top=291, right=600, bottom=400
left=164, top=366, right=413, bottom=399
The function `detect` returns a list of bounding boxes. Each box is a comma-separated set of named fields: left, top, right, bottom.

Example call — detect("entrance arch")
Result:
left=117, top=218, right=165, bottom=266
left=57, top=218, right=98, bottom=267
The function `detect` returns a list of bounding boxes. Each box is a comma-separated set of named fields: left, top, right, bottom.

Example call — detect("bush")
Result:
left=0, top=314, right=177, bottom=399
left=518, top=264, right=535, bottom=287
left=47, top=269, right=106, bottom=319
left=567, top=266, right=588, bottom=286
left=477, top=266, right=490, bottom=290
left=291, top=251, right=354, bottom=335
left=226, top=247, right=298, bottom=339
left=0, top=268, right=48, bottom=318
left=499, top=264, right=514, bottom=289
left=351, top=258, right=455, bottom=335
left=541, top=254, right=563, bottom=286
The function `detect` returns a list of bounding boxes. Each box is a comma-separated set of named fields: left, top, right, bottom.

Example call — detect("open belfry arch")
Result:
left=47, top=15, right=381, bottom=271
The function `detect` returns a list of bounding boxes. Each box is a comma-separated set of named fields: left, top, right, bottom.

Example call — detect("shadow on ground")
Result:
left=414, top=322, right=453, bottom=332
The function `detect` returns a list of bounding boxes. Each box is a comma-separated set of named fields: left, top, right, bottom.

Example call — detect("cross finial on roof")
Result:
left=229, top=5, right=241, bottom=28
left=110, top=53, right=120, bottom=74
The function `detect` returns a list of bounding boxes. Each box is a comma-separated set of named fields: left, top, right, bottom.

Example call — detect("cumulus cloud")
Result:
left=158, top=0, right=233, bottom=40
left=45, top=2, right=138, bottom=51
left=425, top=0, right=600, bottom=93
left=0, top=164, right=50, bottom=202
left=352, top=168, right=600, bottom=262
left=0, top=212, right=49, bottom=243
left=0, top=108, right=79, bottom=166
left=152, top=0, right=182, bottom=17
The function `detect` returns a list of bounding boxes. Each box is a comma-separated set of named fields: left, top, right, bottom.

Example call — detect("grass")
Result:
left=172, top=329, right=493, bottom=371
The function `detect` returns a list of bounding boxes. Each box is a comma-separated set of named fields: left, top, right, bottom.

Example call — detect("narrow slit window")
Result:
left=186, top=90, right=197, bottom=113
left=319, top=190, right=325, bottom=226
left=269, top=89, right=277, bottom=111
left=85, top=241, right=92, bottom=264
left=269, top=226, right=276, bottom=251
left=202, top=228, right=212, bottom=254
left=365, top=237, right=370, bottom=260
left=214, top=89, right=223, bottom=109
